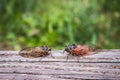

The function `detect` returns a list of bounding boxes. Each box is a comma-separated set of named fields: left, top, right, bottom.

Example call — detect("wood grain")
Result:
left=0, top=50, right=120, bottom=62
left=0, top=50, right=120, bottom=80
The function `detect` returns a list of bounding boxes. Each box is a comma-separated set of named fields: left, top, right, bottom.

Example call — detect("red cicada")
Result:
left=63, top=44, right=99, bottom=61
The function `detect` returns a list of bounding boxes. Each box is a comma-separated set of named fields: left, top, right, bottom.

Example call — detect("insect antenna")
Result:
left=66, top=54, right=69, bottom=62
left=63, top=45, right=69, bottom=61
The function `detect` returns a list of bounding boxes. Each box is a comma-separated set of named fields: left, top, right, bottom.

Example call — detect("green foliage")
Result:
left=0, top=0, right=120, bottom=50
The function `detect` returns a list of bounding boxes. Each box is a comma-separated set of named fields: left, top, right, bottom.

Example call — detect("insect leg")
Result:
left=39, top=57, right=43, bottom=61
left=76, top=56, right=80, bottom=62
left=66, top=55, right=69, bottom=62
left=50, top=53, right=55, bottom=58
left=38, top=53, right=45, bottom=61
left=47, top=51, right=54, bottom=58
left=66, top=53, right=70, bottom=62
left=63, top=50, right=66, bottom=54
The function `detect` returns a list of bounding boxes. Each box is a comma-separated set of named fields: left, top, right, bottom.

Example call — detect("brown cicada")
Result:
left=19, top=46, right=53, bottom=58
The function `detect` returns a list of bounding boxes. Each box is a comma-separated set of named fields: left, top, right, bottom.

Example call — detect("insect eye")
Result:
left=71, top=44, right=77, bottom=49
left=73, top=46, right=76, bottom=49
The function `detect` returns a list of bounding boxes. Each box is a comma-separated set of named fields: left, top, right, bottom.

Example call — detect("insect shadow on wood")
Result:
left=63, top=44, right=101, bottom=62
left=19, top=46, right=54, bottom=60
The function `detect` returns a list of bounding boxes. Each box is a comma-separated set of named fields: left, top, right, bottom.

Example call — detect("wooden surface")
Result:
left=0, top=50, right=120, bottom=80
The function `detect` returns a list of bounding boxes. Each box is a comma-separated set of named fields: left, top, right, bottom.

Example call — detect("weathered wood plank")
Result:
left=0, top=62, right=120, bottom=69
left=0, top=50, right=120, bottom=80
left=0, top=66, right=120, bottom=75
left=0, top=62, right=120, bottom=78
left=0, top=50, right=120, bottom=62
left=0, top=74, right=69, bottom=80
left=0, top=74, right=119, bottom=80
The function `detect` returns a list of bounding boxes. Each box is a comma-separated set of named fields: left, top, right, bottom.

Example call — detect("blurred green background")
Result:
left=0, top=0, right=120, bottom=50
